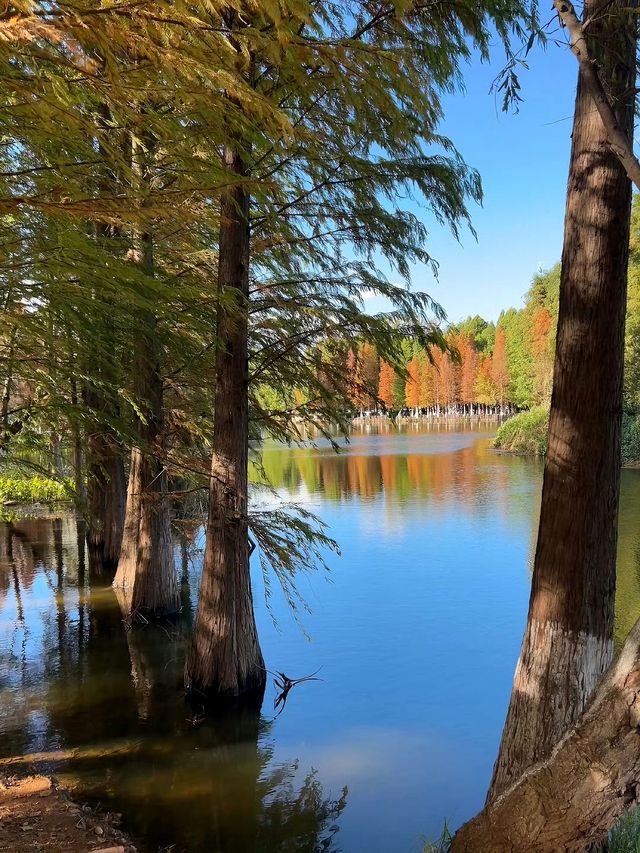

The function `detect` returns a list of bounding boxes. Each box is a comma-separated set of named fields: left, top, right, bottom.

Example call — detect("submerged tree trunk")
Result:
left=451, top=616, right=640, bottom=853
left=185, top=143, right=265, bottom=700
left=112, top=133, right=178, bottom=618
left=487, top=4, right=635, bottom=801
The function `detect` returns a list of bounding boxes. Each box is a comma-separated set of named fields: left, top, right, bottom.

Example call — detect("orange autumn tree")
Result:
left=475, top=354, right=498, bottom=404
left=531, top=306, right=553, bottom=403
left=419, top=357, right=435, bottom=408
left=458, top=333, right=479, bottom=405
left=405, top=356, right=422, bottom=410
left=378, top=360, right=396, bottom=410
left=441, top=335, right=459, bottom=407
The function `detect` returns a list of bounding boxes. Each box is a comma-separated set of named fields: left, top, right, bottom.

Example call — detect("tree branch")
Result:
left=554, top=0, right=640, bottom=190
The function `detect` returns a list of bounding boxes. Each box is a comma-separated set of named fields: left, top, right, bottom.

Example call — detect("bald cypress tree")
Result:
left=185, top=0, right=534, bottom=700
left=487, top=0, right=636, bottom=801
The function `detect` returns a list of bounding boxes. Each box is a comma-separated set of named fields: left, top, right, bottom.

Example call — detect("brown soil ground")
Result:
left=0, top=775, right=137, bottom=853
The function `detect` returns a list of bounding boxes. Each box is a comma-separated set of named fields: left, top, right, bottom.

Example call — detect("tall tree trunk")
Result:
left=84, top=104, right=127, bottom=569
left=112, top=133, right=178, bottom=618
left=184, top=143, right=265, bottom=700
left=1, top=326, right=17, bottom=449
left=70, top=378, right=87, bottom=505
left=487, top=4, right=635, bottom=801
left=84, top=392, right=127, bottom=569
left=49, top=430, right=64, bottom=477
left=451, top=616, right=640, bottom=853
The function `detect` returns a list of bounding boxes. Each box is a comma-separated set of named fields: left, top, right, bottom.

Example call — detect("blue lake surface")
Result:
left=1, top=421, right=639, bottom=852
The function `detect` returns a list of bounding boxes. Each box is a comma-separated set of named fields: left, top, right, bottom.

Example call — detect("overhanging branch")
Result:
left=554, top=0, right=640, bottom=190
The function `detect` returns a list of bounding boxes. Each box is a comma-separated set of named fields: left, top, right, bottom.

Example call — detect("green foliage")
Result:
left=610, top=806, right=640, bottom=853
left=497, top=307, right=535, bottom=407
left=0, top=0, right=540, bottom=473
left=493, top=407, right=549, bottom=456
left=0, top=476, right=72, bottom=504
left=0, top=0, right=542, bottom=620
left=494, top=407, right=640, bottom=465
left=250, top=499, right=339, bottom=631
left=452, top=315, right=496, bottom=352
left=527, top=263, right=561, bottom=315
left=495, top=262, right=559, bottom=408
left=422, top=821, right=453, bottom=853
left=622, top=412, right=640, bottom=465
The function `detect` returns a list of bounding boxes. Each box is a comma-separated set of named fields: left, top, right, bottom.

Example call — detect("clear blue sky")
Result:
left=395, top=35, right=578, bottom=324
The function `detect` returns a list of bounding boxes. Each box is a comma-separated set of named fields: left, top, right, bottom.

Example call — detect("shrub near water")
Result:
left=621, top=412, right=640, bottom=466
left=493, top=407, right=549, bottom=456
left=494, top=408, right=640, bottom=464
left=0, top=476, right=71, bottom=504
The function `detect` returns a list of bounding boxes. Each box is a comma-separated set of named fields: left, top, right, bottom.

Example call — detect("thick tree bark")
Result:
left=451, top=617, right=640, bottom=853
left=487, top=2, right=635, bottom=801
left=184, top=143, right=265, bottom=699
left=112, top=133, right=178, bottom=618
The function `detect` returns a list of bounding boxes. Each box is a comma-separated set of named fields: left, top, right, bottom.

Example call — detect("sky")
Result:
left=377, top=32, right=579, bottom=325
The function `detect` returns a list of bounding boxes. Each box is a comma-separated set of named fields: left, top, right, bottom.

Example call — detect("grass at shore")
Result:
left=494, top=408, right=640, bottom=466
left=493, top=406, right=549, bottom=457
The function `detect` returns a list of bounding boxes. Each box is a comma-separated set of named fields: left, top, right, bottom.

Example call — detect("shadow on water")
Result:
left=0, top=515, right=348, bottom=853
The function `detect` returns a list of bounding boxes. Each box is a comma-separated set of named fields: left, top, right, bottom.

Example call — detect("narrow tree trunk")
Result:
left=185, top=143, right=265, bottom=700
left=1, top=326, right=16, bottom=448
left=451, top=616, right=640, bottom=853
left=84, top=105, right=127, bottom=568
left=84, top=405, right=126, bottom=569
left=112, top=133, right=178, bottom=618
left=49, top=431, right=64, bottom=477
left=487, top=5, right=635, bottom=801
left=70, top=378, right=87, bottom=505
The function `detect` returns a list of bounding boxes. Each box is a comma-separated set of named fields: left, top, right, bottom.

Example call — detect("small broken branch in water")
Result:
left=271, top=668, right=322, bottom=716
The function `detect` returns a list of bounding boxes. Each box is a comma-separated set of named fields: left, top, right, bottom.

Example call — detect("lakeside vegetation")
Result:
left=495, top=409, right=640, bottom=466
left=494, top=407, right=549, bottom=457
left=0, top=476, right=72, bottom=505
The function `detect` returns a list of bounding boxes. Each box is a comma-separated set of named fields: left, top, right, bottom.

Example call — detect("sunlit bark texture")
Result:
left=112, top=134, right=179, bottom=618
left=487, top=0, right=635, bottom=801
left=185, top=142, right=265, bottom=699
left=451, top=617, right=640, bottom=852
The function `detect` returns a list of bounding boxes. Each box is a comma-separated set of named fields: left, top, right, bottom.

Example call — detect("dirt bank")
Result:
left=0, top=775, right=137, bottom=853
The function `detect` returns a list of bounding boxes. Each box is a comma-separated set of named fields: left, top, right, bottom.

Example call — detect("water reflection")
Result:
left=0, top=516, right=348, bottom=853
left=257, top=426, right=538, bottom=530
left=1, top=425, right=640, bottom=853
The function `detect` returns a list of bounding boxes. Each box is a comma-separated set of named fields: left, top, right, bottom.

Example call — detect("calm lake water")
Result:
left=2, top=421, right=640, bottom=852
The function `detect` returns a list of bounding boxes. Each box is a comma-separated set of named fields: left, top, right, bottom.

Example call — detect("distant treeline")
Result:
left=294, top=194, right=640, bottom=418
left=325, top=266, right=559, bottom=416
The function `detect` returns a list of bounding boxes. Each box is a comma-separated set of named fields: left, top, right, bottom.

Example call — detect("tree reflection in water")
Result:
left=0, top=515, right=348, bottom=853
